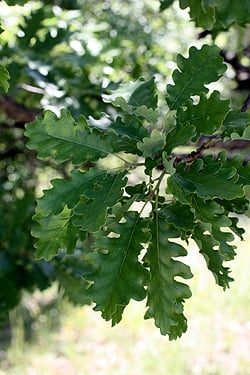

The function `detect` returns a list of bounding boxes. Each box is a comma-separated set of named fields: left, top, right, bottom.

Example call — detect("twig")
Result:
left=241, top=93, right=250, bottom=112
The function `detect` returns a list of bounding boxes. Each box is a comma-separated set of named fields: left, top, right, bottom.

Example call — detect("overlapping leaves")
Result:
left=33, top=169, right=127, bottom=259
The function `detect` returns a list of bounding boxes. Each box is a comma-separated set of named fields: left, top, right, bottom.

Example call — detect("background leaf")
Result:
left=0, top=65, right=10, bottom=93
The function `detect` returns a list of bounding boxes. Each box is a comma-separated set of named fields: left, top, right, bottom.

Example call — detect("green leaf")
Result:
left=137, top=129, right=166, bottom=159
left=212, top=0, right=250, bottom=30
left=159, top=0, right=176, bottom=11
left=160, top=202, right=194, bottom=231
left=103, top=80, right=145, bottom=104
left=176, top=91, right=230, bottom=141
left=25, top=109, right=116, bottom=164
left=110, top=117, right=148, bottom=154
left=3, top=0, right=28, bottom=5
left=144, top=210, right=192, bottom=339
left=190, top=195, right=236, bottom=261
left=73, top=171, right=127, bottom=232
left=222, top=110, right=250, bottom=137
left=32, top=207, right=80, bottom=260
left=128, top=78, right=158, bottom=110
left=103, top=78, right=157, bottom=110
left=165, top=124, right=196, bottom=154
left=180, top=0, right=250, bottom=30
left=110, top=117, right=147, bottom=141
left=36, top=169, right=111, bottom=216
left=179, top=0, right=216, bottom=29
left=217, top=153, right=250, bottom=186
left=193, top=224, right=234, bottom=289
left=166, top=45, right=226, bottom=110
left=87, top=212, right=150, bottom=325
left=0, top=65, right=10, bottom=93
left=168, top=158, right=244, bottom=200
left=134, top=106, right=159, bottom=123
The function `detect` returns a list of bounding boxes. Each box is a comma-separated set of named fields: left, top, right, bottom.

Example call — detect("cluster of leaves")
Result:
left=1, top=0, right=250, bottom=339
left=24, top=44, right=250, bottom=339
left=0, top=0, right=193, bottom=325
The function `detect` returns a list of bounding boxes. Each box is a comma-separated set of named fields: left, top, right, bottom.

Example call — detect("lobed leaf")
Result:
left=73, top=171, right=127, bottom=232
left=87, top=212, right=150, bottom=325
left=222, top=110, right=250, bottom=137
left=190, top=196, right=237, bottom=261
left=137, top=129, right=166, bottom=159
left=144, top=210, right=192, bottom=339
left=165, top=124, right=196, bottom=154
left=211, top=0, right=250, bottom=30
left=25, top=109, right=116, bottom=164
left=179, top=0, right=216, bottom=29
left=217, top=152, right=250, bottom=187
left=176, top=91, right=230, bottom=141
left=159, top=0, right=176, bottom=11
left=166, top=45, right=226, bottom=110
left=168, top=158, right=244, bottom=200
left=180, top=0, right=250, bottom=30
left=32, top=207, right=80, bottom=260
left=103, top=78, right=157, bottom=113
left=110, top=117, right=147, bottom=154
left=36, top=169, right=116, bottom=217
left=193, top=224, right=234, bottom=289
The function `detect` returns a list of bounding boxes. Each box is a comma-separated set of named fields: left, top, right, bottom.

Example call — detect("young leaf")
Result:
left=137, top=129, right=166, bottom=159
left=144, top=210, right=192, bottom=339
left=110, top=117, right=147, bottom=154
left=87, top=212, right=150, bottom=325
left=25, top=109, right=116, bottom=164
left=166, top=45, right=226, bottom=110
